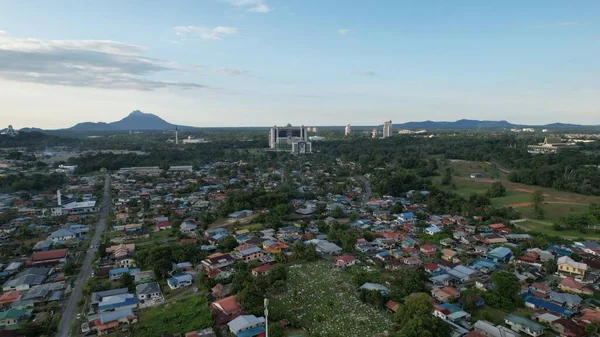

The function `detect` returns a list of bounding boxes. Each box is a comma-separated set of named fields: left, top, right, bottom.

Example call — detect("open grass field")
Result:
left=133, top=296, right=212, bottom=336
left=439, top=159, right=600, bottom=238
left=270, top=261, right=394, bottom=337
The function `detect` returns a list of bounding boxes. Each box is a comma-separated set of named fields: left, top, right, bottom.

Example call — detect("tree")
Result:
left=389, top=268, right=427, bottom=301
left=440, top=168, right=452, bottom=186
left=532, top=190, right=545, bottom=219
left=218, top=236, right=239, bottom=252
left=487, top=182, right=506, bottom=198
left=268, top=323, right=285, bottom=337
left=486, top=272, right=523, bottom=311
left=121, top=273, right=135, bottom=291
left=391, top=202, right=404, bottom=214
left=237, top=281, right=265, bottom=316
left=331, top=206, right=346, bottom=219
left=395, top=293, right=451, bottom=337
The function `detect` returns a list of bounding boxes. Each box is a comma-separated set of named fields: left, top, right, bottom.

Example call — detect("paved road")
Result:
left=358, top=176, right=371, bottom=208
left=57, top=173, right=111, bottom=337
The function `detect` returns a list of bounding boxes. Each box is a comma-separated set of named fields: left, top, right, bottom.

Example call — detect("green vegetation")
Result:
left=269, top=261, right=393, bottom=337
left=394, top=293, right=451, bottom=337
left=0, top=172, right=66, bottom=192
left=133, top=296, right=212, bottom=336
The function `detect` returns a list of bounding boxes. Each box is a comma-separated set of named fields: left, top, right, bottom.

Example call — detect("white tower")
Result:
left=57, top=190, right=62, bottom=206
left=264, top=298, right=269, bottom=337
left=175, top=126, right=179, bottom=145
left=345, top=124, right=351, bottom=136
left=383, top=120, right=392, bottom=138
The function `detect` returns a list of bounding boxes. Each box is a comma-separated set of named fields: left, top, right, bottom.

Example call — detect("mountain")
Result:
left=64, top=110, right=190, bottom=131
left=108, top=110, right=175, bottom=130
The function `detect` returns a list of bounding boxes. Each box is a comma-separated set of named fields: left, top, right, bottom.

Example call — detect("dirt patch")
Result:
left=507, top=201, right=588, bottom=208
left=507, top=202, right=532, bottom=208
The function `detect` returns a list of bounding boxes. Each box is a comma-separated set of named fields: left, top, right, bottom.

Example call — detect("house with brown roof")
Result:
left=442, top=249, right=459, bottom=263
left=335, top=255, right=357, bottom=269
left=385, top=300, right=400, bottom=313
left=251, top=264, right=273, bottom=277
left=28, top=249, right=68, bottom=267
left=431, top=287, right=460, bottom=302
left=211, top=295, right=243, bottom=324
left=559, top=277, right=594, bottom=295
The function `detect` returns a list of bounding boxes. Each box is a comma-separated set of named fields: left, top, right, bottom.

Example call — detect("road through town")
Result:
left=57, top=173, right=111, bottom=337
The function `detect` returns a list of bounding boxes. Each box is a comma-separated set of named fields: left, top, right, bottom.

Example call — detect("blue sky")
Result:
left=0, top=0, right=598, bottom=128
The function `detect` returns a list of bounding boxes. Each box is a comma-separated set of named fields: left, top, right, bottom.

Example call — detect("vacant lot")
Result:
left=439, top=160, right=600, bottom=237
left=133, top=295, right=212, bottom=336
left=270, top=261, right=393, bottom=337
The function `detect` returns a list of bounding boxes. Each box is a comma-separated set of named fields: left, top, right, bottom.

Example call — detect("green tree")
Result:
left=532, top=190, right=545, bottom=219
left=218, top=236, right=239, bottom=252
left=487, top=182, right=506, bottom=198
left=389, top=268, right=427, bottom=301
left=268, top=323, right=285, bottom=337
left=121, top=273, right=135, bottom=291
left=440, top=168, right=452, bottom=186
left=395, top=293, right=451, bottom=337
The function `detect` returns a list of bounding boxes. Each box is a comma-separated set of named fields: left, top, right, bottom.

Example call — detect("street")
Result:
left=358, top=175, right=371, bottom=208
left=57, top=173, right=111, bottom=337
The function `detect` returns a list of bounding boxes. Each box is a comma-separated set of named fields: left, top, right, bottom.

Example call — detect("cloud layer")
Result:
left=221, top=0, right=271, bottom=13
left=173, top=25, right=239, bottom=40
left=0, top=34, right=245, bottom=91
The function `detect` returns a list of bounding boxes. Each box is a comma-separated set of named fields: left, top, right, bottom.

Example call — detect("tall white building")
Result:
left=383, top=120, right=392, bottom=138
left=371, top=128, right=378, bottom=138
left=269, top=125, right=312, bottom=154
left=344, top=124, right=351, bottom=136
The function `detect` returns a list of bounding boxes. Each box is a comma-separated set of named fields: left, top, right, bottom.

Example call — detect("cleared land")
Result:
left=133, top=295, right=212, bottom=336
left=440, top=160, right=600, bottom=238
left=269, top=261, right=394, bottom=337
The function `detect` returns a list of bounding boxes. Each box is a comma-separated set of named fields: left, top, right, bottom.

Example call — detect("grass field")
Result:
left=133, top=296, right=212, bottom=336
left=440, top=159, right=600, bottom=238
left=270, top=261, right=394, bottom=337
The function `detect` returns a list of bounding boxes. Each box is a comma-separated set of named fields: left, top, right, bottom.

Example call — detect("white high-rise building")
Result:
left=344, top=124, right=351, bottom=136
left=371, top=128, right=378, bottom=138
left=269, top=125, right=312, bottom=154
left=383, top=120, right=392, bottom=138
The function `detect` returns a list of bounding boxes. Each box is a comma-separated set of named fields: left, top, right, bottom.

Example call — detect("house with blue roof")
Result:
left=425, top=226, right=442, bottom=236
left=470, top=259, right=499, bottom=273
left=548, top=245, right=573, bottom=257
left=522, top=294, right=573, bottom=317
left=398, top=212, right=417, bottom=222
left=167, top=273, right=193, bottom=290
left=109, top=267, right=140, bottom=281
left=97, top=293, right=137, bottom=313
left=487, top=247, right=512, bottom=263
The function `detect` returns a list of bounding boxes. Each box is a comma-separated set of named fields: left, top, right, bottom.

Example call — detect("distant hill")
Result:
left=63, top=110, right=193, bottom=131
left=70, top=122, right=116, bottom=131
left=392, top=119, right=590, bottom=130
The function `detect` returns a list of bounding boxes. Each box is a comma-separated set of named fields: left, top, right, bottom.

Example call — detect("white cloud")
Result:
left=338, top=29, right=354, bottom=35
left=0, top=35, right=248, bottom=90
left=534, top=22, right=580, bottom=29
left=221, top=0, right=271, bottom=13
left=173, top=25, right=239, bottom=40
left=0, top=31, right=7, bottom=35
left=353, top=71, right=376, bottom=76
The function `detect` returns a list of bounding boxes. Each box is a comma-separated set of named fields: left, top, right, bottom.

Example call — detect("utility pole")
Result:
left=264, top=298, right=269, bottom=337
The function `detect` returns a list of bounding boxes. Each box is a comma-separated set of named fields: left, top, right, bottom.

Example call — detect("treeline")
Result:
left=0, top=173, right=66, bottom=192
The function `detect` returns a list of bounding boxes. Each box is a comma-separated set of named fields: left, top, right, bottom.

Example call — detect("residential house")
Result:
left=227, top=315, right=265, bottom=337
left=28, top=249, right=68, bottom=267
left=211, top=283, right=232, bottom=299
left=180, top=220, right=198, bottom=235
left=335, top=255, right=358, bottom=269
left=251, top=264, right=272, bottom=277
left=235, top=246, right=265, bottom=262
left=431, top=287, right=460, bottom=303
left=398, top=212, right=417, bottom=222
left=97, top=292, right=138, bottom=313
left=211, top=295, right=242, bottom=324
left=420, top=244, right=437, bottom=257
left=473, top=320, right=519, bottom=337
left=136, top=282, right=163, bottom=304
left=385, top=300, right=400, bottom=313
left=0, top=308, right=26, bottom=328
left=504, top=314, right=546, bottom=337
left=442, top=249, right=459, bottom=263
left=314, top=240, right=342, bottom=255
left=109, top=267, right=139, bottom=281
left=359, top=283, right=389, bottom=296
left=202, top=253, right=236, bottom=270
left=167, top=273, right=193, bottom=290
left=560, top=277, right=594, bottom=295
left=557, top=256, right=587, bottom=277
left=487, top=247, right=512, bottom=263
left=425, top=226, right=442, bottom=236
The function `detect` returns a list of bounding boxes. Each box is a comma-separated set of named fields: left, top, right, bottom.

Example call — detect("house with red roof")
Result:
left=156, top=221, right=172, bottom=231
left=420, top=244, right=437, bottom=256
left=28, top=248, right=68, bottom=267
left=211, top=295, right=243, bottom=324
left=559, top=277, right=594, bottom=295
left=251, top=264, right=273, bottom=277
left=385, top=300, right=400, bottom=313
left=335, top=255, right=357, bottom=269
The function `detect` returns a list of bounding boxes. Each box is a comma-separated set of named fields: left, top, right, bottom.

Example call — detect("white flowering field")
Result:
left=270, top=261, right=393, bottom=337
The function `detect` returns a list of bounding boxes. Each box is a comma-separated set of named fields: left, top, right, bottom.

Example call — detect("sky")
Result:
left=0, top=0, right=599, bottom=128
